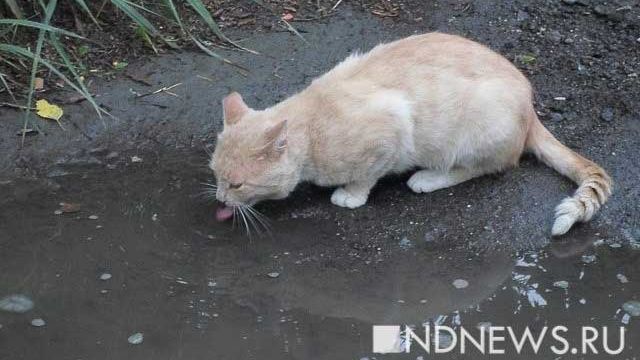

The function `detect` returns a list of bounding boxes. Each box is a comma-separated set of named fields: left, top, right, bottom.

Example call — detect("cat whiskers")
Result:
left=197, top=182, right=218, bottom=201
left=234, top=204, right=272, bottom=237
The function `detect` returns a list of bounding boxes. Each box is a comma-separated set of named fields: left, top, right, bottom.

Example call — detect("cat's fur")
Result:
left=210, top=33, right=612, bottom=235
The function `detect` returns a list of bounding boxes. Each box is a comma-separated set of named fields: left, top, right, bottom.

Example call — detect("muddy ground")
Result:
left=1, top=1, right=640, bottom=359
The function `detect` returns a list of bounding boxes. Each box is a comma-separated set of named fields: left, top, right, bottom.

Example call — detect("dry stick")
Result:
left=331, top=0, right=343, bottom=11
left=1, top=102, right=35, bottom=110
left=136, top=82, right=183, bottom=98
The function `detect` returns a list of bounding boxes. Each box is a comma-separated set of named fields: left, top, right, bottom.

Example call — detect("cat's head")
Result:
left=210, top=92, right=299, bottom=207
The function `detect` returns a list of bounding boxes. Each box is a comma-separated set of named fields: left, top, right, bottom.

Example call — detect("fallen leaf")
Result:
left=34, top=77, right=44, bottom=90
left=282, top=13, right=294, bottom=21
left=60, top=202, right=81, bottom=213
left=113, top=61, right=128, bottom=70
left=35, top=99, right=64, bottom=121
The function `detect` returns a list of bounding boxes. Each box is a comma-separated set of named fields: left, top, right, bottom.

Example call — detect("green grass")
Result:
left=0, top=0, right=250, bottom=143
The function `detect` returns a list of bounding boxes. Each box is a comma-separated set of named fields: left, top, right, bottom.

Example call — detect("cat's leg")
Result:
left=331, top=180, right=376, bottom=209
left=407, top=168, right=481, bottom=193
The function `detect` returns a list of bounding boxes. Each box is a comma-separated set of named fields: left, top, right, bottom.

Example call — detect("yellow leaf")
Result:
left=36, top=99, right=64, bottom=121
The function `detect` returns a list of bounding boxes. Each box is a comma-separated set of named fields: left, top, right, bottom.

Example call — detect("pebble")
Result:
left=617, top=274, right=629, bottom=284
left=579, top=298, right=587, bottom=305
left=398, top=237, right=413, bottom=250
left=267, top=272, right=280, bottom=278
left=128, top=332, right=144, bottom=345
left=623, top=301, right=640, bottom=317
left=452, top=279, right=469, bottom=289
left=0, top=294, right=34, bottom=313
left=99, top=273, right=112, bottom=281
left=550, top=112, right=563, bottom=122
left=131, top=156, right=143, bottom=163
left=88, top=215, right=99, bottom=220
left=581, top=254, right=596, bottom=264
left=553, top=280, right=569, bottom=289
left=54, top=209, right=63, bottom=215
left=31, top=318, right=46, bottom=327
left=609, top=243, right=622, bottom=248
left=600, top=107, right=614, bottom=122
left=105, top=151, right=119, bottom=160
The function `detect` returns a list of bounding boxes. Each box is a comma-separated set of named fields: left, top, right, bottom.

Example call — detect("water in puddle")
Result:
left=0, top=150, right=638, bottom=359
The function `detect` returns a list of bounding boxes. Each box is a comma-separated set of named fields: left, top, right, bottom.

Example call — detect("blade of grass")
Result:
left=3, top=0, right=23, bottom=18
left=163, top=0, right=185, bottom=33
left=124, top=0, right=164, bottom=18
left=19, top=0, right=58, bottom=145
left=185, top=0, right=258, bottom=54
left=71, top=0, right=100, bottom=26
left=190, top=35, right=248, bottom=75
left=48, top=33, right=103, bottom=118
left=280, top=20, right=309, bottom=45
left=109, top=0, right=159, bottom=36
left=0, top=19, right=85, bottom=39
left=0, top=72, right=17, bottom=102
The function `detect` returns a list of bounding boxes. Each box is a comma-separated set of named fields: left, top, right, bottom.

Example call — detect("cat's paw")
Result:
left=331, top=187, right=368, bottom=209
left=407, top=171, right=449, bottom=193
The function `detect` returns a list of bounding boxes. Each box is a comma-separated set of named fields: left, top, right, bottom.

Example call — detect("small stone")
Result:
left=99, top=273, right=112, bottom=281
left=0, top=294, right=34, bottom=313
left=131, top=156, right=143, bottom=163
left=477, top=322, right=492, bottom=331
left=88, top=215, right=99, bottom=220
left=581, top=254, right=596, bottom=264
left=622, top=313, right=631, bottom=325
left=609, top=243, right=622, bottom=248
left=550, top=112, right=563, bottom=122
left=549, top=30, right=562, bottom=42
left=267, top=272, right=280, bottom=278
left=31, top=318, right=46, bottom=327
left=600, top=107, right=614, bottom=122
left=398, top=237, right=413, bottom=250
left=54, top=209, right=63, bottom=215
left=516, top=10, right=529, bottom=22
left=452, top=279, right=469, bottom=289
left=617, top=274, right=629, bottom=283
left=553, top=280, right=569, bottom=289
left=579, top=298, right=587, bottom=304
left=105, top=151, right=119, bottom=160
left=623, top=301, right=640, bottom=317
left=593, top=5, right=612, bottom=17
left=128, top=332, right=144, bottom=345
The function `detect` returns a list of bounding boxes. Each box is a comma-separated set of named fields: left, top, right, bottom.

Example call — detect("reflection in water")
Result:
left=0, top=151, right=638, bottom=359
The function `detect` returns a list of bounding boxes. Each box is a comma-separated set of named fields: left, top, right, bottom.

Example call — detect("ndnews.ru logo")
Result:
left=372, top=325, right=626, bottom=356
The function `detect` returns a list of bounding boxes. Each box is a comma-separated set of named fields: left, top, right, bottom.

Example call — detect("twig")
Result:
left=280, top=20, right=309, bottom=45
left=1, top=102, right=35, bottom=110
left=136, top=82, right=183, bottom=98
left=331, top=0, right=343, bottom=11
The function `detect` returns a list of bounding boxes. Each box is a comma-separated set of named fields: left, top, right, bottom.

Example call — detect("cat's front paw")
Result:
left=331, top=187, right=368, bottom=209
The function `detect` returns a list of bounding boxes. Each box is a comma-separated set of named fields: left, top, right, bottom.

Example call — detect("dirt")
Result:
left=1, top=1, right=639, bottom=359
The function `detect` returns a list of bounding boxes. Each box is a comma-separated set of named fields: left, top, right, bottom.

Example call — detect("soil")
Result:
left=1, top=1, right=639, bottom=359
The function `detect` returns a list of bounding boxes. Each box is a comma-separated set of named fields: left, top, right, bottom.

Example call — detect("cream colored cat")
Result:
left=210, top=33, right=611, bottom=235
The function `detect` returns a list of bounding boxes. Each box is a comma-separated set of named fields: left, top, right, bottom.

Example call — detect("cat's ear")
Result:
left=264, top=119, right=287, bottom=155
left=222, top=92, right=249, bottom=126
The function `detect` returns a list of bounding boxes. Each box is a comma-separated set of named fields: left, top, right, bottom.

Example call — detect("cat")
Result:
left=209, top=33, right=612, bottom=236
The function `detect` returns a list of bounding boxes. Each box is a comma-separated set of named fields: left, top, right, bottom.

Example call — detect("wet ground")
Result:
left=1, top=1, right=640, bottom=359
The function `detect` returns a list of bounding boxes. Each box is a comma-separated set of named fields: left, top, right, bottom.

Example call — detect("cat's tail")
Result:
left=525, top=112, right=612, bottom=236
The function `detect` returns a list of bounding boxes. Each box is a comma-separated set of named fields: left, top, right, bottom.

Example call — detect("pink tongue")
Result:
left=216, top=205, right=234, bottom=222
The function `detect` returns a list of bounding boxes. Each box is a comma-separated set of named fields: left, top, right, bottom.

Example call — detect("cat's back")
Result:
left=318, top=32, right=526, bottom=86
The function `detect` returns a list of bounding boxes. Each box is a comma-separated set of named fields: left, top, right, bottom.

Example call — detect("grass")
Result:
left=0, top=0, right=251, bottom=143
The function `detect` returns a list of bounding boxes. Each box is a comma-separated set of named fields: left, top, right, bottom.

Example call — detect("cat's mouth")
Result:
left=216, top=205, right=235, bottom=222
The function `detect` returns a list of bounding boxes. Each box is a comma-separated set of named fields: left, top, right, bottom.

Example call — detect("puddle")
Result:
left=0, top=150, right=638, bottom=359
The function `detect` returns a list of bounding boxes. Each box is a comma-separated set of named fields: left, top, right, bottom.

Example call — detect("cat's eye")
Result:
left=228, top=182, right=243, bottom=190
